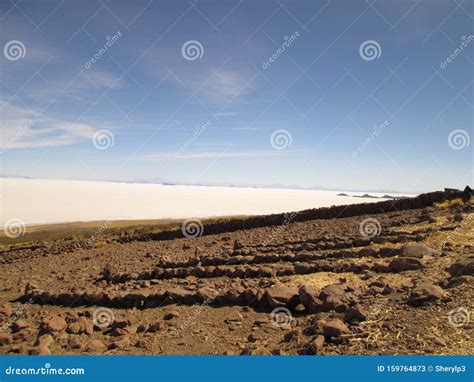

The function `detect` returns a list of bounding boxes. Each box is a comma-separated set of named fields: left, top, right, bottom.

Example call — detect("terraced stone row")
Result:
left=22, top=282, right=361, bottom=314
left=102, top=253, right=421, bottom=284
left=155, top=246, right=400, bottom=270
left=247, top=233, right=429, bottom=254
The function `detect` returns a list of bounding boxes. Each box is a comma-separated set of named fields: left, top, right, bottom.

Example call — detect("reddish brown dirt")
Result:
left=0, top=201, right=472, bottom=355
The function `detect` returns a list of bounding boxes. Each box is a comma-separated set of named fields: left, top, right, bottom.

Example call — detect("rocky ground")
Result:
left=0, top=195, right=472, bottom=355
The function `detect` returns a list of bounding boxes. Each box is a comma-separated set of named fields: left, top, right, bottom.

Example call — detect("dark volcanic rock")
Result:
left=319, top=284, right=358, bottom=312
left=400, top=244, right=439, bottom=258
left=11, top=320, right=30, bottom=333
left=42, top=316, right=67, bottom=333
left=28, top=345, right=50, bottom=355
left=447, top=259, right=474, bottom=277
left=322, top=319, right=351, bottom=337
left=408, top=282, right=446, bottom=306
left=379, top=247, right=400, bottom=258
left=446, top=275, right=474, bottom=288
left=389, top=257, right=424, bottom=272
left=265, top=285, right=299, bottom=309
left=86, top=339, right=106, bottom=352
left=0, top=333, right=12, bottom=346
left=307, top=335, right=325, bottom=354
left=298, top=285, right=323, bottom=313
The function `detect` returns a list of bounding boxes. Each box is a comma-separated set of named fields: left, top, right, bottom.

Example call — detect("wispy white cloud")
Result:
left=0, top=100, right=95, bottom=149
left=132, top=150, right=292, bottom=160
left=202, top=69, right=252, bottom=100
left=214, top=111, right=238, bottom=117
left=80, top=70, right=124, bottom=90
left=230, top=126, right=272, bottom=131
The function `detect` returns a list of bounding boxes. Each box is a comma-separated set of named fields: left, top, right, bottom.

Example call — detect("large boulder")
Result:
left=408, top=282, right=446, bottom=306
left=400, top=244, right=439, bottom=259
left=379, top=247, right=401, bottom=258
left=319, top=284, right=358, bottom=312
left=389, top=257, right=424, bottom=272
left=265, top=285, right=299, bottom=309
left=447, top=258, right=474, bottom=277
left=298, top=285, right=323, bottom=313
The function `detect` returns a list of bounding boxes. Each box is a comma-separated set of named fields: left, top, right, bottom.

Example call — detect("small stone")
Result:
left=283, top=330, right=298, bottom=342
left=0, top=305, right=12, bottom=317
left=35, top=334, right=53, bottom=347
left=24, top=282, right=39, bottom=295
left=272, top=349, right=288, bottom=355
left=66, top=322, right=81, bottom=334
left=11, top=320, right=30, bottom=333
left=0, top=333, right=12, bottom=346
left=134, top=340, right=147, bottom=348
left=86, top=339, right=106, bottom=352
left=13, top=330, right=31, bottom=341
left=308, top=335, right=325, bottom=354
left=247, top=333, right=262, bottom=342
left=344, top=307, right=368, bottom=322
left=68, top=337, right=82, bottom=350
left=224, top=311, right=243, bottom=323
left=83, top=319, right=94, bottom=335
left=147, top=321, right=162, bottom=333
left=323, top=319, right=351, bottom=337
left=110, top=327, right=128, bottom=336
left=28, top=345, right=50, bottom=355
left=108, top=336, right=130, bottom=350
left=43, top=316, right=67, bottom=333
left=433, top=337, right=447, bottom=347
left=164, top=311, right=180, bottom=320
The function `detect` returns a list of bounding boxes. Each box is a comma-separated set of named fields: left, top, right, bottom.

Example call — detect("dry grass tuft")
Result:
left=434, top=198, right=464, bottom=209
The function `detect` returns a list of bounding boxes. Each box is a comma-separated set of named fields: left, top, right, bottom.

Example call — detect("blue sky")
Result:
left=0, top=0, right=472, bottom=193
